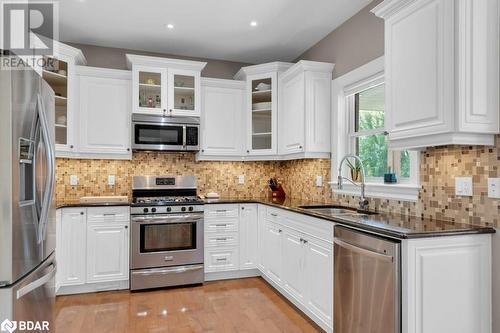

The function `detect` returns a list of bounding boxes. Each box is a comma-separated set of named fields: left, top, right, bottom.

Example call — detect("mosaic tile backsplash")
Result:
left=56, top=135, right=500, bottom=227
left=55, top=153, right=331, bottom=205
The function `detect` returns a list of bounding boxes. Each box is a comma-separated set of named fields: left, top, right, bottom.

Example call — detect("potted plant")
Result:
left=346, top=158, right=363, bottom=182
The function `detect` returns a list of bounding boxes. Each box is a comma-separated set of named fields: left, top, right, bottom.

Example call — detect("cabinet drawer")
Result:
left=205, top=219, right=239, bottom=233
left=87, top=206, right=130, bottom=224
left=205, top=204, right=239, bottom=220
left=205, top=247, right=239, bottom=272
left=205, top=233, right=239, bottom=248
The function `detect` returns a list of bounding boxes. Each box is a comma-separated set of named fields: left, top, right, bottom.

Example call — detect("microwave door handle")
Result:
left=36, top=94, right=55, bottom=243
left=182, top=125, right=186, bottom=149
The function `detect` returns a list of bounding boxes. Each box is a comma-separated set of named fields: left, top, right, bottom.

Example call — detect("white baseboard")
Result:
left=57, top=280, right=129, bottom=296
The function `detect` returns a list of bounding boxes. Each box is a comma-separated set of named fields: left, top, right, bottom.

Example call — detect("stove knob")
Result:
left=181, top=207, right=186, bottom=212
left=188, top=206, right=194, bottom=212
left=143, top=208, right=149, bottom=213
left=167, top=207, right=172, bottom=212
left=151, top=207, right=157, bottom=213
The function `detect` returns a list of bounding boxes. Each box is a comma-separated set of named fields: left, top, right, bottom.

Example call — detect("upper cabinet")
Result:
left=235, top=62, right=293, bottom=156
left=373, top=0, right=499, bottom=149
left=278, top=61, right=334, bottom=159
left=198, top=78, right=246, bottom=159
left=75, top=66, right=132, bottom=160
left=126, top=54, right=206, bottom=117
left=41, top=41, right=86, bottom=157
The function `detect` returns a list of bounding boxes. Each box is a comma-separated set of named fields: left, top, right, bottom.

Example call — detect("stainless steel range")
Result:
left=130, top=176, right=204, bottom=291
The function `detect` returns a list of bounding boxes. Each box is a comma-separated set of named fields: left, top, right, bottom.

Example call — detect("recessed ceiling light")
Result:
left=250, top=21, right=257, bottom=27
left=166, top=24, right=174, bottom=29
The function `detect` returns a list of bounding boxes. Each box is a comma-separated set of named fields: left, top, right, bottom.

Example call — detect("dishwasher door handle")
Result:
left=334, top=238, right=394, bottom=262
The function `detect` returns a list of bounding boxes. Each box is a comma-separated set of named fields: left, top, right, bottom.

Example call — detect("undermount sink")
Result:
left=298, top=205, right=376, bottom=217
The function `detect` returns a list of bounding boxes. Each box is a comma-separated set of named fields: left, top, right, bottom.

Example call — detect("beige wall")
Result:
left=295, top=0, right=384, bottom=78
left=66, top=42, right=252, bottom=79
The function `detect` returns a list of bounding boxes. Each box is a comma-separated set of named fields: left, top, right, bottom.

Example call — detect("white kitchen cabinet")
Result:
left=263, top=221, right=284, bottom=285
left=56, top=206, right=130, bottom=295
left=126, top=54, right=206, bottom=117
left=234, top=62, right=293, bottom=157
left=76, top=66, right=132, bottom=159
left=373, top=0, right=499, bottom=149
left=198, top=78, right=245, bottom=159
left=282, top=227, right=306, bottom=303
left=41, top=42, right=86, bottom=157
left=278, top=61, right=334, bottom=159
left=56, top=208, right=87, bottom=287
left=239, top=204, right=258, bottom=270
left=86, top=223, right=129, bottom=282
left=257, top=205, right=267, bottom=272
left=304, top=237, right=333, bottom=327
left=402, top=234, right=491, bottom=333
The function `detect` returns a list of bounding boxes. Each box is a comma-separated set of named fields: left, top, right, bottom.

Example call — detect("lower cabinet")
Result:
left=86, top=223, right=129, bottom=282
left=56, top=206, right=130, bottom=294
left=263, top=221, right=284, bottom=285
left=56, top=208, right=87, bottom=287
left=239, top=204, right=259, bottom=269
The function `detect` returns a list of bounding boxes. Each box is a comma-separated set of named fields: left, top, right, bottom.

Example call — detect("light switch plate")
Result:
left=316, top=176, right=323, bottom=187
left=108, top=175, right=116, bottom=186
left=238, top=175, right=245, bottom=184
left=455, top=177, right=473, bottom=196
left=69, top=175, right=78, bottom=186
left=488, top=178, right=500, bottom=198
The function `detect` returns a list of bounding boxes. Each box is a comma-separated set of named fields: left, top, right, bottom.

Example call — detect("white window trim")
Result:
left=330, top=56, right=420, bottom=201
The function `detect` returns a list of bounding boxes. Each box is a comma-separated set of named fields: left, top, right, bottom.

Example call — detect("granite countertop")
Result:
left=205, top=197, right=496, bottom=239
left=57, top=197, right=495, bottom=239
left=56, top=201, right=131, bottom=209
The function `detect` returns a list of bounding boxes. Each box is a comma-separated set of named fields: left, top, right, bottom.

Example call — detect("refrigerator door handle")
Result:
left=36, top=93, right=55, bottom=243
left=16, top=264, right=56, bottom=299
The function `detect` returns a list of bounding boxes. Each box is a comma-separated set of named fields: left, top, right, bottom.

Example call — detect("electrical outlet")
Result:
left=316, top=176, right=323, bottom=187
left=488, top=178, right=500, bottom=199
left=238, top=175, right=245, bottom=185
left=455, top=177, right=473, bottom=196
left=69, top=175, right=78, bottom=186
left=108, top=175, right=116, bottom=186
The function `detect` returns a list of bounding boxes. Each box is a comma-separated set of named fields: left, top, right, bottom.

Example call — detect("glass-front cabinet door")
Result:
left=168, top=69, right=201, bottom=117
left=247, top=73, right=278, bottom=155
left=133, top=66, right=167, bottom=115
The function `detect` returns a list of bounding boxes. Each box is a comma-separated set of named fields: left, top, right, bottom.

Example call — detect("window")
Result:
left=347, top=83, right=414, bottom=182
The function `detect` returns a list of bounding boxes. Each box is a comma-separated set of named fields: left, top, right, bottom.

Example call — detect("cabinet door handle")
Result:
left=270, top=213, right=278, bottom=217
left=216, top=258, right=227, bottom=262
left=278, top=229, right=283, bottom=233
left=124, top=225, right=128, bottom=229
left=215, top=238, right=227, bottom=241
left=127, top=148, right=130, bottom=151
left=103, top=213, right=116, bottom=216
left=216, top=209, right=227, bottom=212
left=80, top=212, right=84, bottom=215
left=246, top=150, right=250, bottom=153
left=299, top=145, right=303, bottom=149
left=215, top=224, right=227, bottom=227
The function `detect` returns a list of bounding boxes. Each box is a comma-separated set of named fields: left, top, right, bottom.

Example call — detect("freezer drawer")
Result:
left=334, top=226, right=400, bottom=333
left=0, top=252, right=56, bottom=328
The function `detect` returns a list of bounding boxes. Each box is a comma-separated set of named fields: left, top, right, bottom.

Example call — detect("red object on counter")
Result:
left=271, top=185, right=286, bottom=198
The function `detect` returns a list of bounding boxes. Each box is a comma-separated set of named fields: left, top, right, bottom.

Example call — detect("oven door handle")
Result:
left=131, top=265, right=204, bottom=276
left=132, top=214, right=203, bottom=223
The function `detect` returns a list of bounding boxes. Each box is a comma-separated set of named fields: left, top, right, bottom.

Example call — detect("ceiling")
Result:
left=59, top=0, right=372, bottom=64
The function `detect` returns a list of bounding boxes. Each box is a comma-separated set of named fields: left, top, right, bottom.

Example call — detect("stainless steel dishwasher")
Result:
left=334, top=226, right=401, bottom=333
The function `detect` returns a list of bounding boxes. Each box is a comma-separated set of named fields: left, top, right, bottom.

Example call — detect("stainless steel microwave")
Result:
left=132, top=114, right=199, bottom=151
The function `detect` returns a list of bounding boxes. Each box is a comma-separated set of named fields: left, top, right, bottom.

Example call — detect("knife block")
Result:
left=271, top=185, right=286, bottom=198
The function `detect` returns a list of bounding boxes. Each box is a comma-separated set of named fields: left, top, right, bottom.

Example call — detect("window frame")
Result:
left=331, top=57, right=420, bottom=201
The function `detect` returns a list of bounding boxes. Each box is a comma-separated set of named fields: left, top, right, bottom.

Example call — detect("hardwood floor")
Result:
left=55, top=277, right=323, bottom=333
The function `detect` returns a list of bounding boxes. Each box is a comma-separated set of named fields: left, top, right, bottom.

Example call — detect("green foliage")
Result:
left=357, top=110, right=387, bottom=178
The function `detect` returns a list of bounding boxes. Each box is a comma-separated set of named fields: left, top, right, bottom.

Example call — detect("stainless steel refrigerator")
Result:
left=0, top=57, right=57, bottom=327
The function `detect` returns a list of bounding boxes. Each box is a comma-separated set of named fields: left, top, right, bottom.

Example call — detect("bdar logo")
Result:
left=0, top=319, right=17, bottom=333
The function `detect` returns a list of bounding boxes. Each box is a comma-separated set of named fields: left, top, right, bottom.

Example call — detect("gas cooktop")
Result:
left=131, top=196, right=204, bottom=206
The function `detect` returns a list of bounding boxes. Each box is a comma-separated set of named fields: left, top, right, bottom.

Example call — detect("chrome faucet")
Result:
left=338, top=154, right=369, bottom=211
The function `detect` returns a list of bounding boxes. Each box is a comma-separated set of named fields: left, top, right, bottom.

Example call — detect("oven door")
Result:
left=132, top=121, right=185, bottom=151
left=131, top=213, right=204, bottom=269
